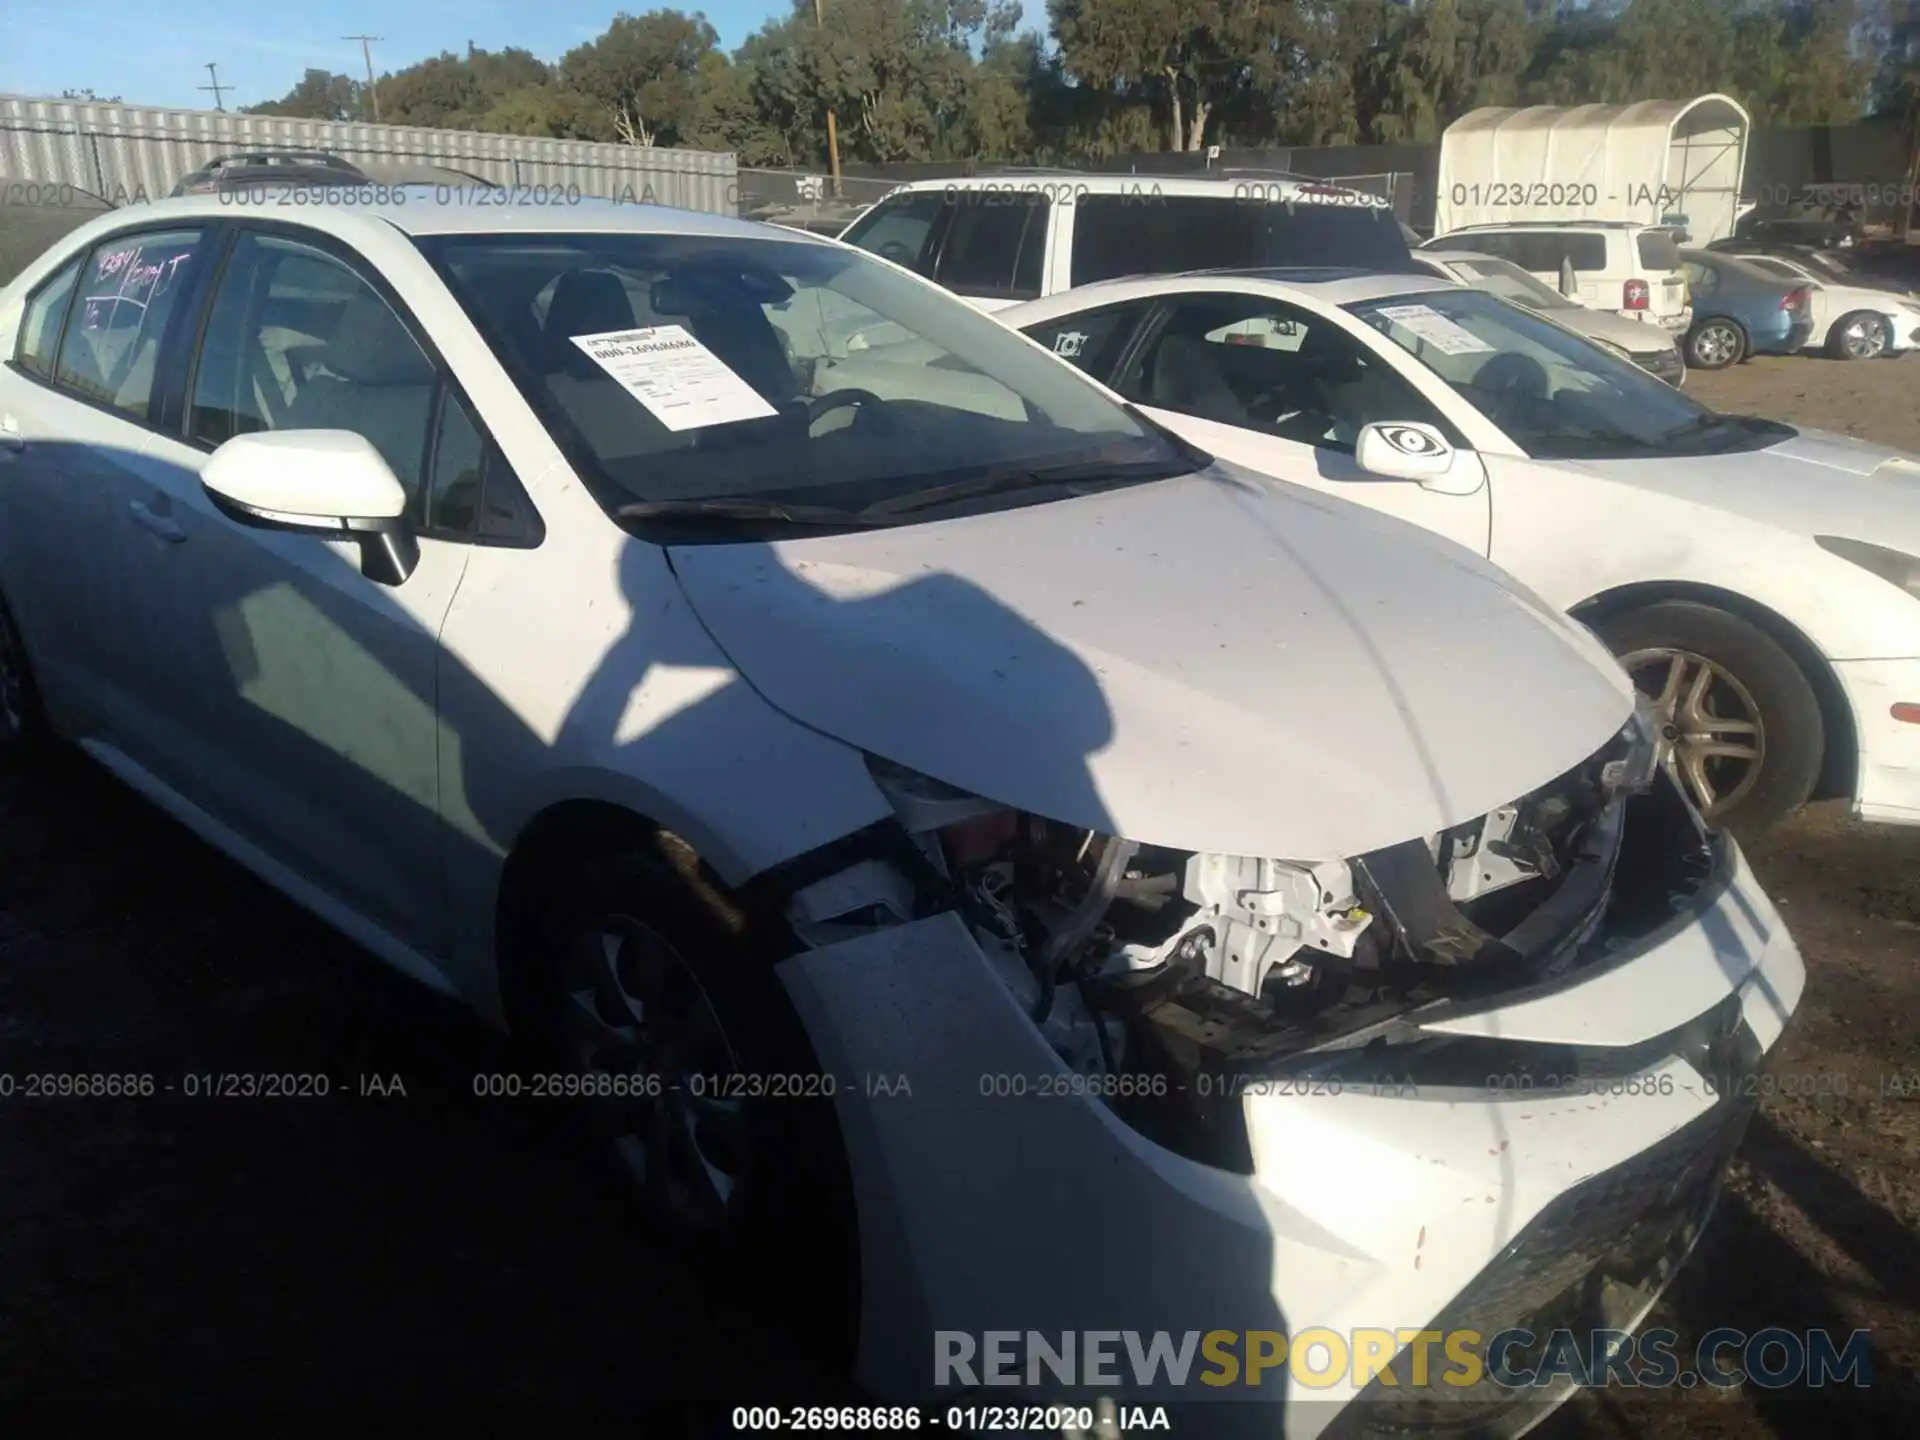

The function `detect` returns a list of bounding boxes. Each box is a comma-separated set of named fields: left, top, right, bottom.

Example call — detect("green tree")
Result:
left=1360, top=0, right=1536, bottom=142
left=561, top=10, right=724, bottom=147
left=1048, top=0, right=1284, bottom=150
left=242, top=69, right=361, bottom=121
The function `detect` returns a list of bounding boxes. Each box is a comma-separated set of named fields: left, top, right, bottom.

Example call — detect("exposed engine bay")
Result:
left=784, top=706, right=1712, bottom=1162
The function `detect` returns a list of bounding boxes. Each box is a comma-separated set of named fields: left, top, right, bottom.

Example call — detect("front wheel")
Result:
left=518, top=834, right=861, bottom=1361
left=1594, top=601, right=1823, bottom=834
left=1686, top=318, right=1746, bottom=369
left=1827, top=310, right=1890, bottom=361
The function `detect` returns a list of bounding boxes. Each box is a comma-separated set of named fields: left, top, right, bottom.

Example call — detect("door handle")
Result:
left=128, top=498, right=187, bottom=544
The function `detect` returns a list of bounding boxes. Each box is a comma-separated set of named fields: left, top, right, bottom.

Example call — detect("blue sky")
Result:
left=0, top=1, right=1046, bottom=112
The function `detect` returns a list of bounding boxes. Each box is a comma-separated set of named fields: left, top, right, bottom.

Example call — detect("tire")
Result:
left=0, top=591, right=48, bottom=753
left=1593, top=601, right=1823, bottom=835
left=1686, top=318, right=1746, bottom=370
left=515, top=831, right=860, bottom=1365
left=1826, top=310, right=1890, bottom=361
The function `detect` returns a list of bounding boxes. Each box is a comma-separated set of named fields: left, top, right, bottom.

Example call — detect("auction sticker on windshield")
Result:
left=571, top=324, right=779, bottom=431
left=1374, top=304, right=1495, bottom=356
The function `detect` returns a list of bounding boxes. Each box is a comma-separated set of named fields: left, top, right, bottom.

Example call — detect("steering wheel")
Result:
left=1473, top=352, right=1550, bottom=398
left=878, top=240, right=917, bottom=266
left=806, top=387, right=897, bottom=436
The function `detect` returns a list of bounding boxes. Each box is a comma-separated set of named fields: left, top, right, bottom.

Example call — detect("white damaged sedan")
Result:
left=0, top=198, right=1803, bottom=1436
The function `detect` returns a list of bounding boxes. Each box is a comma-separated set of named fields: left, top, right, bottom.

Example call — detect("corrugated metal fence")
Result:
left=0, top=94, right=739, bottom=213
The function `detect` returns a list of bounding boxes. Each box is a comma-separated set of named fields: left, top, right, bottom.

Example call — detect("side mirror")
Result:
left=1559, top=256, right=1579, bottom=296
left=201, top=430, right=419, bottom=586
left=1354, top=422, right=1485, bottom=497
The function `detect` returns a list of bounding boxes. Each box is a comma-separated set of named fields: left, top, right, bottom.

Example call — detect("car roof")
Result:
left=1441, top=220, right=1651, bottom=233
left=876, top=173, right=1393, bottom=205
left=52, top=191, right=826, bottom=245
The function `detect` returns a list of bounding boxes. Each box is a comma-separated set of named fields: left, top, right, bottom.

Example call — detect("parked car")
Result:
left=1002, top=267, right=1920, bottom=834
left=1731, top=194, right=1862, bottom=250
left=1678, top=250, right=1815, bottom=368
left=1421, top=221, right=1693, bottom=335
left=0, top=196, right=1805, bottom=1434
left=1718, top=249, right=1920, bottom=360
left=169, top=150, right=498, bottom=196
left=838, top=171, right=1415, bottom=311
left=1707, top=237, right=1920, bottom=296
left=1411, top=248, right=1686, bottom=385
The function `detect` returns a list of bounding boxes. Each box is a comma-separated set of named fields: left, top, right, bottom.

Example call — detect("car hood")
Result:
left=1557, top=305, right=1679, bottom=353
left=1570, top=427, right=1920, bottom=553
left=667, top=466, right=1634, bottom=861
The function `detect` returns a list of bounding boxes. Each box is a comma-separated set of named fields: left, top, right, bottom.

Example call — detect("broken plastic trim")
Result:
left=741, top=815, right=956, bottom=935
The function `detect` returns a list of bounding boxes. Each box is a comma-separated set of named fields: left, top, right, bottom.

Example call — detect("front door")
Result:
left=135, top=227, right=473, bottom=955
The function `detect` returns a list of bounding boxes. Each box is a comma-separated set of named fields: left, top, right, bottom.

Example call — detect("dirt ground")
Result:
left=1685, top=349, right=1920, bottom=455
left=0, top=353, right=1916, bottom=1433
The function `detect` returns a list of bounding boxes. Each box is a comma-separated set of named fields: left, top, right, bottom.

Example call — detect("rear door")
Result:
left=927, top=194, right=1049, bottom=311
left=0, top=224, right=217, bottom=753
left=1107, top=291, right=1490, bottom=556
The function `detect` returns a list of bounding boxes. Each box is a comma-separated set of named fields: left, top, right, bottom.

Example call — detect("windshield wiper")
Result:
left=616, top=497, right=882, bottom=527
left=1660, top=411, right=1738, bottom=441
left=861, top=456, right=1191, bottom=519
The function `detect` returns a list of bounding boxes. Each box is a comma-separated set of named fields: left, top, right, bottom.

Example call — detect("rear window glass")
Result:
left=1637, top=231, right=1682, bottom=271
left=1503, top=232, right=1607, bottom=273
left=1070, top=194, right=1410, bottom=285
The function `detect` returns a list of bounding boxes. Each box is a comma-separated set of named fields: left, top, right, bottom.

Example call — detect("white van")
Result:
left=1423, top=221, right=1693, bottom=333
left=838, top=172, right=1417, bottom=311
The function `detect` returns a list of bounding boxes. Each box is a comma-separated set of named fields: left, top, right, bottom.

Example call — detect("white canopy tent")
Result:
left=1434, top=95, right=1751, bottom=242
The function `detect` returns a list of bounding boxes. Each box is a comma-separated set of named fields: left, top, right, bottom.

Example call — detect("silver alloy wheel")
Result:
left=1840, top=315, right=1888, bottom=360
left=0, top=614, right=26, bottom=741
left=559, top=912, right=749, bottom=1230
left=1619, top=647, right=1765, bottom=821
left=1692, top=322, right=1740, bottom=367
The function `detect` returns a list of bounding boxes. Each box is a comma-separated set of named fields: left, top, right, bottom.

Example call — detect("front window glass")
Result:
left=190, top=233, right=438, bottom=501
left=424, top=233, right=1195, bottom=532
left=839, top=193, right=946, bottom=274
left=1117, top=294, right=1454, bottom=450
left=1347, top=288, right=1789, bottom=460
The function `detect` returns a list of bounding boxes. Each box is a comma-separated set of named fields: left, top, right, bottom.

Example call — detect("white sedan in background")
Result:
left=1410, top=249, right=1687, bottom=386
left=0, top=197, right=1807, bottom=1436
left=1720, top=249, right=1920, bottom=360
left=1004, top=269, right=1920, bottom=833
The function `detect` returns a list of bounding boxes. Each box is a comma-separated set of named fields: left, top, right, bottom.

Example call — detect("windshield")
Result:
left=1345, top=288, right=1790, bottom=460
left=1444, top=255, right=1577, bottom=310
left=422, top=231, right=1194, bottom=532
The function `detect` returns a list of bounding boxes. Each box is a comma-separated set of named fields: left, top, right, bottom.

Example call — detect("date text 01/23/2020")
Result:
left=0, top=1073, right=408, bottom=1099
left=730, top=1405, right=1174, bottom=1432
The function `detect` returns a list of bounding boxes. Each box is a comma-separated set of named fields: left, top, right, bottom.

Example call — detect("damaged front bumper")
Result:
left=775, top=798, right=1803, bottom=1438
